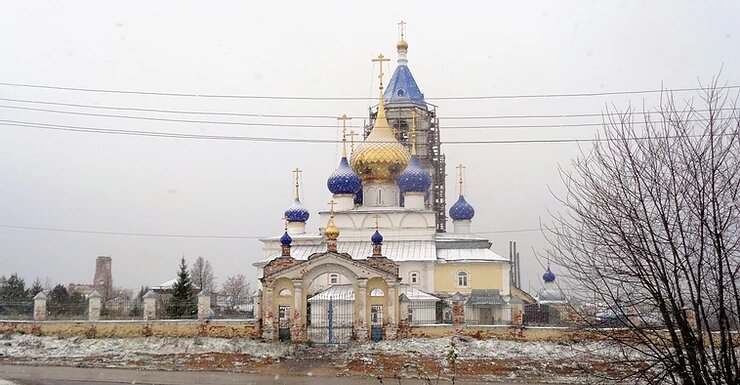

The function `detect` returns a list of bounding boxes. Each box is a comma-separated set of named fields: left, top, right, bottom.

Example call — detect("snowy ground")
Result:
left=0, top=334, right=630, bottom=383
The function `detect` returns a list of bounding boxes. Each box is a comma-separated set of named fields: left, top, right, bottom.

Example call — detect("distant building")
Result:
left=68, top=256, right=113, bottom=299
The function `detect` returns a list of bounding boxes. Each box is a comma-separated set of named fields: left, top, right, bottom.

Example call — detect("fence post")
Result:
left=143, top=290, right=157, bottom=320
left=88, top=290, right=102, bottom=321
left=198, top=290, right=211, bottom=321
left=252, top=289, right=262, bottom=320
left=510, top=301, right=524, bottom=326
left=33, top=292, right=47, bottom=321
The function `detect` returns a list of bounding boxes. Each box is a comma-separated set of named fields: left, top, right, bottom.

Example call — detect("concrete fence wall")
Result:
left=1, top=319, right=260, bottom=339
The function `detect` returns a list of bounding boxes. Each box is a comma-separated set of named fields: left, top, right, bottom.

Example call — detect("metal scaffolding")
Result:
left=364, top=104, right=447, bottom=232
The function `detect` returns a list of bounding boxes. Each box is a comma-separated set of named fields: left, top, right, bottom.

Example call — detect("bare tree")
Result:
left=190, top=256, right=216, bottom=292
left=221, top=274, right=251, bottom=309
left=548, top=80, right=739, bottom=384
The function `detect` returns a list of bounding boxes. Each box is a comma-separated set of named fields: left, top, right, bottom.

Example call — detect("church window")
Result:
left=279, top=289, right=292, bottom=297
left=397, top=89, right=405, bottom=96
left=410, top=272, right=419, bottom=284
left=456, top=271, right=469, bottom=287
left=329, top=273, right=339, bottom=284
left=370, top=288, right=385, bottom=297
left=377, top=189, right=383, bottom=205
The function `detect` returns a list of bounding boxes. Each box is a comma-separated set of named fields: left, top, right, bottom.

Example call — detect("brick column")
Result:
left=386, top=281, right=398, bottom=339
left=291, top=279, right=305, bottom=341
left=33, top=292, right=47, bottom=321
left=143, top=290, right=157, bottom=321
left=355, top=278, right=368, bottom=341
left=198, top=290, right=211, bottom=321
left=262, top=286, right=275, bottom=340
left=88, top=290, right=102, bottom=321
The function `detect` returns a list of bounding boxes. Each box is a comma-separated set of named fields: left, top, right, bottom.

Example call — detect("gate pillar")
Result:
left=355, top=278, right=368, bottom=340
left=385, top=281, right=398, bottom=340
left=262, top=286, right=275, bottom=340
left=291, top=279, right=306, bottom=341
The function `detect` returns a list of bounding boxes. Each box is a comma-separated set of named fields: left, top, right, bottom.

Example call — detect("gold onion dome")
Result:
left=324, top=216, right=340, bottom=240
left=396, top=39, right=408, bottom=51
left=350, top=98, right=410, bottom=183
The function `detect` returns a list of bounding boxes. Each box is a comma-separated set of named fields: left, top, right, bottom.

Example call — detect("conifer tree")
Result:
left=168, top=257, right=196, bottom=318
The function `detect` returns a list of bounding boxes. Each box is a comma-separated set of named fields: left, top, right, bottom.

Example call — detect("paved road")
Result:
left=1, top=365, right=543, bottom=385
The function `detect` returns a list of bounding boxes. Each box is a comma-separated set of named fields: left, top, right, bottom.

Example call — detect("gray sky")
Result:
left=1, top=1, right=738, bottom=293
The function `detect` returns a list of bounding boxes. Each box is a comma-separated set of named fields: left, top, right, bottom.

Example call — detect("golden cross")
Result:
left=371, top=54, right=391, bottom=91
left=348, top=129, right=359, bottom=155
left=327, top=199, right=337, bottom=215
left=337, top=114, right=352, bottom=157
left=292, top=168, right=302, bottom=200
left=456, top=164, right=466, bottom=196
left=398, top=20, right=406, bottom=41
left=374, top=214, right=381, bottom=229
left=410, top=110, right=418, bottom=156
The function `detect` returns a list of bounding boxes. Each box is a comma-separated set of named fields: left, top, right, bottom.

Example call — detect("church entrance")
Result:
left=307, top=295, right=354, bottom=343
left=259, top=250, right=401, bottom=343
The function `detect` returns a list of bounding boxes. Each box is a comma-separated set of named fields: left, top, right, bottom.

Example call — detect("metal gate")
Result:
left=370, top=304, right=384, bottom=341
left=307, top=297, right=354, bottom=343
left=278, top=305, right=291, bottom=341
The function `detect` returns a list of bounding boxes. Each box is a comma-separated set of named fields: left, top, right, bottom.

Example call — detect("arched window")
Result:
left=456, top=271, right=469, bottom=287
left=377, top=189, right=383, bottom=205
left=370, top=288, right=385, bottom=297
left=410, top=272, right=419, bottom=284
left=279, top=288, right=292, bottom=297
left=329, top=273, right=339, bottom=284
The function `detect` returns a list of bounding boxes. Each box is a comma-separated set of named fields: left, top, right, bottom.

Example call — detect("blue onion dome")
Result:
left=284, top=199, right=310, bottom=222
left=371, top=230, right=384, bottom=245
left=449, top=195, right=475, bottom=221
left=327, top=157, right=362, bottom=195
left=543, top=266, right=556, bottom=283
left=397, top=155, right=432, bottom=193
left=280, top=231, right=292, bottom=246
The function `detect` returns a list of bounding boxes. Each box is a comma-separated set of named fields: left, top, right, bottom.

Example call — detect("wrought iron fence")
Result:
left=156, top=296, right=197, bottom=320
left=101, top=298, right=144, bottom=320
left=464, top=305, right=512, bottom=325
left=0, top=300, right=34, bottom=320
left=212, top=294, right=254, bottom=319
left=47, top=301, right=88, bottom=320
left=405, top=300, right=450, bottom=325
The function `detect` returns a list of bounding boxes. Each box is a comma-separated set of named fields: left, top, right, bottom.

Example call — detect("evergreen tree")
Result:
left=47, top=284, right=70, bottom=316
left=0, top=273, right=26, bottom=301
left=168, top=257, right=196, bottom=318
left=27, top=278, right=43, bottom=299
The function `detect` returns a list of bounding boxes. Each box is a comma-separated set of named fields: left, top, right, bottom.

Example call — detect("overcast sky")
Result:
left=1, top=1, right=738, bottom=293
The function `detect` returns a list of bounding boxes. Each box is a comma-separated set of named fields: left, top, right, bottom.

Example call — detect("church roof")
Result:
left=383, top=65, right=426, bottom=107
left=399, top=284, right=439, bottom=301
left=436, top=248, right=509, bottom=262
left=260, top=240, right=436, bottom=263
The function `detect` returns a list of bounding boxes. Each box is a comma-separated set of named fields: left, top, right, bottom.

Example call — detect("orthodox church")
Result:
left=254, top=28, right=520, bottom=341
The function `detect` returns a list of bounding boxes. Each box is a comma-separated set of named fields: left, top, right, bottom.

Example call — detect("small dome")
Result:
left=327, top=157, right=362, bottom=195
left=325, top=219, right=340, bottom=241
left=449, top=195, right=475, bottom=221
left=371, top=229, right=383, bottom=245
left=543, top=266, right=556, bottom=283
left=396, top=39, right=408, bottom=51
left=398, top=155, right=431, bottom=193
left=280, top=231, right=292, bottom=246
left=284, top=199, right=309, bottom=223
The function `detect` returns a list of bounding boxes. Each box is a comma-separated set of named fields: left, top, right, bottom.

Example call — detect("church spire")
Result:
left=396, top=20, right=408, bottom=65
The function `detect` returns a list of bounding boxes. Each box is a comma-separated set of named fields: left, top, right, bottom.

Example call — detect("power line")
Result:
left=0, top=96, right=728, bottom=121
left=1, top=81, right=736, bottom=101
left=3, top=119, right=735, bottom=145
left=0, top=223, right=544, bottom=239
left=1, top=104, right=730, bottom=130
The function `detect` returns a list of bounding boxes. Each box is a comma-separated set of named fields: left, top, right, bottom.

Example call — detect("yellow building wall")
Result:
left=434, top=263, right=503, bottom=294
